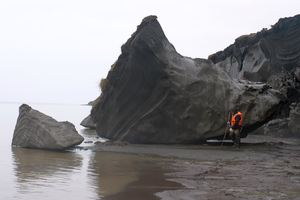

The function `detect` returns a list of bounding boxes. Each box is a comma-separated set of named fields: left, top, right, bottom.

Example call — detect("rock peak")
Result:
left=91, top=16, right=284, bottom=144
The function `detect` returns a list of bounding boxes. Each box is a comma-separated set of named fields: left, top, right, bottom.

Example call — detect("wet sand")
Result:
left=86, top=151, right=184, bottom=199
left=103, top=162, right=183, bottom=200
left=86, top=135, right=300, bottom=200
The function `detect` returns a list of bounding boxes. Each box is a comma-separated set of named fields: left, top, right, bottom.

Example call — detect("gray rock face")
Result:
left=12, top=104, right=84, bottom=149
left=209, top=14, right=300, bottom=136
left=263, top=118, right=290, bottom=137
left=289, top=103, right=300, bottom=136
left=251, top=102, right=300, bottom=137
left=91, top=16, right=284, bottom=144
left=80, top=114, right=96, bottom=129
left=209, top=14, right=300, bottom=83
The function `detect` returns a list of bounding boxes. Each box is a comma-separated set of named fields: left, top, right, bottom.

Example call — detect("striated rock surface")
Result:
left=91, top=16, right=285, bottom=144
left=209, top=14, right=300, bottom=83
left=209, top=14, right=300, bottom=136
left=12, top=104, right=84, bottom=149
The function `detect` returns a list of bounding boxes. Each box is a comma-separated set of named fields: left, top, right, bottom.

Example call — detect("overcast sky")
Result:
left=1, top=0, right=299, bottom=104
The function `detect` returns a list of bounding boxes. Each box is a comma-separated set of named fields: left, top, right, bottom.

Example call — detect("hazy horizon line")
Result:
left=0, top=101, right=91, bottom=106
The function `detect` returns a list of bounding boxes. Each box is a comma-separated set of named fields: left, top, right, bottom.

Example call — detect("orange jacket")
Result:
left=231, top=111, right=243, bottom=128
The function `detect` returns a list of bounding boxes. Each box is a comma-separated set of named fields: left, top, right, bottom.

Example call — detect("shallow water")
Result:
left=0, top=103, right=180, bottom=199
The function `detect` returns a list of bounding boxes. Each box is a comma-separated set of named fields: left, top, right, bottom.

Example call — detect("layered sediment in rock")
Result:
left=209, top=14, right=300, bottom=137
left=91, top=16, right=284, bottom=144
left=209, top=14, right=300, bottom=83
left=12, top=104, right=84, bottom=149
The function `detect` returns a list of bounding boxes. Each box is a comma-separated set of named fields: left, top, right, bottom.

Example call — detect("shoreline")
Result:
left=85, top=135, right=300, bottom=161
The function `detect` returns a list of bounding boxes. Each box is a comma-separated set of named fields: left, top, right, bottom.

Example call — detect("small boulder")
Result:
left=80, top=114, right=96, bottom=129
left=91, top=16, right=284, bottom=144
left=12, top=104, right=84, bottom=149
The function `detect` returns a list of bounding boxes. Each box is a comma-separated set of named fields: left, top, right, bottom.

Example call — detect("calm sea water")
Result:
left=0, top=103, right=178, bottom=200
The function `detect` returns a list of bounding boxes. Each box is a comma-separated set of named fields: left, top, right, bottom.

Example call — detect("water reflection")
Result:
left=87, top=152, right=141, bottom=197
left=11, top=146, right=181, bottom=200
left=11, top=147, right=97, bottom=199
left=87, top=152, right=183, bottom=199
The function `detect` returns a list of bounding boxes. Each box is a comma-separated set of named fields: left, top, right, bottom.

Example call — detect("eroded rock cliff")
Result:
left=91, top=16, right=284, bottom=144
left=209, top=14, right=300, bottom=136
left=209, top=14, right=300, bottom=83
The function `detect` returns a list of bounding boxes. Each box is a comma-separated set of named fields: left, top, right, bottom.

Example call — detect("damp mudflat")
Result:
left=91, top=136, right=300, bottom=200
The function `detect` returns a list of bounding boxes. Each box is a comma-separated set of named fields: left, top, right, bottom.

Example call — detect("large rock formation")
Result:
left=12, top=104, right=84, bottom=149
left=209, top=14, right=300, bottom=136
left=91, top=16, right=285, bottom=144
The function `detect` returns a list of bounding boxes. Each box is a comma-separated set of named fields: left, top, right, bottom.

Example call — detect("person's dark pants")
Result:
left=229, top=129, right=240, bottom=148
